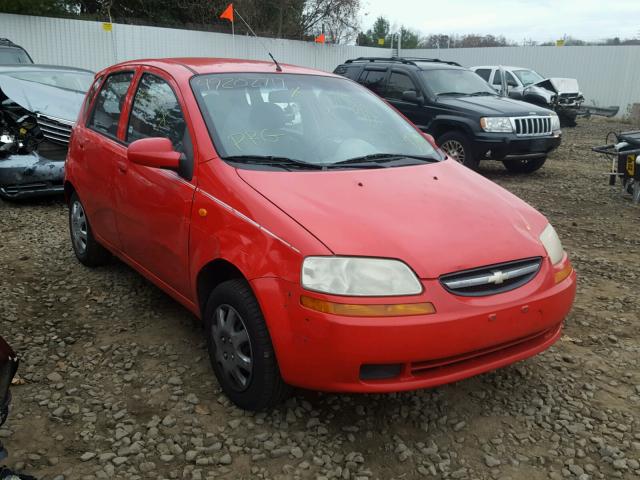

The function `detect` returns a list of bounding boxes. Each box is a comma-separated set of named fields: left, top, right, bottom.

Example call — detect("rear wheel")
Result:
left=437, top=132, right=479, bottom=170
left=502, top=156, right=547, bottom=173
left=204, top=279, right=290, bottom=411
left=69, top=192, right=110, bottom=267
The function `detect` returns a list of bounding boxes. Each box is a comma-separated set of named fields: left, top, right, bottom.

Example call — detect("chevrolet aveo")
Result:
left=65, top=58, right=576, bottom=411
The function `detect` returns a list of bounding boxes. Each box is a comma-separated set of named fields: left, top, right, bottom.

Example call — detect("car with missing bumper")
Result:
left=65, top=57, right=576, bottom=410
left=0, top=64, right=94, bottom=199
left=472, top=65, right=586, bottom=127
left=334, top=57, right=562, bottom=173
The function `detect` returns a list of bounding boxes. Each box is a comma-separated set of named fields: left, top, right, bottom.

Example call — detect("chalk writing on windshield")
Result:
left=229, top=129, right=286, bottom=150
left=195, top=76, right=288, bottom=92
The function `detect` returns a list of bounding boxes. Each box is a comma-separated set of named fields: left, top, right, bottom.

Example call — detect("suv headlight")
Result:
left=539, top=223, right=564, bottom=265
left=480, top=117, right=513, bottom=133
left=550, top=113, right=561, bottom=132
left=301, top=257, right=422, bottom=296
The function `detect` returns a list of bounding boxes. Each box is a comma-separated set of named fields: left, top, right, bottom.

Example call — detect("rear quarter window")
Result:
left=474, top=68, right=491, bottom=82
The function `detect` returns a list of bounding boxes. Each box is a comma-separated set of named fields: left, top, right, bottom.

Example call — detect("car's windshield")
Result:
left=190, top=73, right=440, bottom=168
left=0, top=48, right=32, bottom=65
left=513, top=69, right=544, bottom=86
left=6, top=70, right=93, bottom=92
left=421, top=69, right=497, bottom=96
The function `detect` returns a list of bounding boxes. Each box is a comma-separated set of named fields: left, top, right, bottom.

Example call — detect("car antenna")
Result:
left=234, top=8, right=283, bottom=72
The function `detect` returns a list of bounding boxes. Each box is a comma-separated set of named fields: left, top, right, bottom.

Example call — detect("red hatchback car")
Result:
left=65, top=58, right=576, bottom=410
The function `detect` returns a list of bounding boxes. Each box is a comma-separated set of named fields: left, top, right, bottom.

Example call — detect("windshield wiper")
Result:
left=468, top=91, right=496, bottom=96
left=223, top=155, right=323, bottom=170
left=329, top=153, right=439, bottom=168
left=436, top=92, right=465, bottom=98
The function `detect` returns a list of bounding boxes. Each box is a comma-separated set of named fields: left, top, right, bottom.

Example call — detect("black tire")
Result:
left=559, top=111, right=577, bottom=128
left=437, top=131, right=479, bottom=170
left=502, top=156, right=547, bottom=173
left=68, top=192, right=110, bottom=267
left=204, top=279, right=290, bottom=411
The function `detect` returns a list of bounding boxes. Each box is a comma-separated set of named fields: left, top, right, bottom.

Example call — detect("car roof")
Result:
left=106, top=57, right=337, bottom=77
left=473, top=66, right=528, bottom=71
left=0, top=64, right=93, bottom=74
left=342, top=57, right=463, bottom=70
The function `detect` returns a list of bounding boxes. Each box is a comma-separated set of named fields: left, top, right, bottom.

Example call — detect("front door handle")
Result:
left=117, top=161, right=128, bottom=174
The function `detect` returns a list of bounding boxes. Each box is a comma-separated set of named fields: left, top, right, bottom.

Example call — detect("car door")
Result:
left=115, top=69, right=196, bottom=298
left=384, top=70, right=431, bottom=131
left=77, top=70, right=135, bottom=250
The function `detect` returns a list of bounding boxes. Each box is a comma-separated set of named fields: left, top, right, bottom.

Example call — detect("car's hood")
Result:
left=535, top=77, right=581, bottom=95
left=0, top=74, right=85, bottom=122
left=236, top=160, right=549, bottom=278
left=437, top=94, right=552, bottom=116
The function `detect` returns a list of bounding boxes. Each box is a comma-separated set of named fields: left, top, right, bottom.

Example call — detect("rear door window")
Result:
left=358, top=69, right=387, bottom=95
left=386, top=72, right=418, bottom=100
left=126, top=73, right=187, bottom=149
left=88, top=71, right=134, bottom=139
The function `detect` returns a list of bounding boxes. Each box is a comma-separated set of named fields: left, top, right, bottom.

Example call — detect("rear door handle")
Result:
left=117, top=161, right=128, bottom=174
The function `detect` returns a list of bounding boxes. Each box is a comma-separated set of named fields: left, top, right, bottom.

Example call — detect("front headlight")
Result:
left=480, top=117, right=513, bottom=133
left=550, top=113, right=561, bottom=132
left=301, top=257, right=422, bottom=296
left=539, top=223, right=564, bottom=265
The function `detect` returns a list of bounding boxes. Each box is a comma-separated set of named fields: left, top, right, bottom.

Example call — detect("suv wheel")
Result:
left=69, top=192, right=110, bottom=267
left=204, top=279, right=290, bottom=411
left=437, top=132, right=479, bottom=170
left=502, top=156, right=547, bottom=173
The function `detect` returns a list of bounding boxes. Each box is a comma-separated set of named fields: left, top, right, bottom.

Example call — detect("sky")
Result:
left=360, top=0, right=640, bottom=43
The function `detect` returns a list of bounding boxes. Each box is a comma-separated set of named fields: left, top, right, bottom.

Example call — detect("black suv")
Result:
left=334, top=57, right=562, bottom=173
left=0, top=38, right=33, bottom=65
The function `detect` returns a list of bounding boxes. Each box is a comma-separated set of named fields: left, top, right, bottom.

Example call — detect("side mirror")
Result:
left=402, top=90, right=422, bottom=104
left=127, top=137, right=181, bottom=170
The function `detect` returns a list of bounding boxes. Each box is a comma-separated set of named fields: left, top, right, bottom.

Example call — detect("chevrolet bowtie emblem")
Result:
left=487, top=270, right=507, bottom=284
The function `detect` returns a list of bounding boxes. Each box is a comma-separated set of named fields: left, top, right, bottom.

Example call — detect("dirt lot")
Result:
left=1, top=118, right=639, bottom=480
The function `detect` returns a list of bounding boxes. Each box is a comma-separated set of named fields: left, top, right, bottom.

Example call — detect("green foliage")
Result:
left=0, top=0, right=66, bottom=15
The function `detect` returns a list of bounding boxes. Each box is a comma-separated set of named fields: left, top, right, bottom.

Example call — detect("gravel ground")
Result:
left=1, top=118, right=639, bottom=480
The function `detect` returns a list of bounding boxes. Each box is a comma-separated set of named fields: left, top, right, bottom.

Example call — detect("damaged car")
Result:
left=472, top=66, right=587, bottom=127
left=0, top=64, right=94, bottom=199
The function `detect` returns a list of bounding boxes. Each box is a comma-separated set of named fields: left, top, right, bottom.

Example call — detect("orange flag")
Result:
left=220, top=3, right=234, bottom=22
left=315, top=33, right=325, bottom=44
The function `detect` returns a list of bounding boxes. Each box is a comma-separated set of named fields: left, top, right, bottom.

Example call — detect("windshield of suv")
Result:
left=191, top=73, right=440, bottom=169
left=421, top=69, right=497, bottom=96
left=6, top=70, right=93, bottom=92
left=513, top=69, right=544, bottom=86
left=0, top=48, right=32, bottom=64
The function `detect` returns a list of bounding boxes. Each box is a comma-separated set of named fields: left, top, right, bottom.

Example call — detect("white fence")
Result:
left=0, top=13, right=384, bottom=73
left=2, top=13, right=639, bottom=117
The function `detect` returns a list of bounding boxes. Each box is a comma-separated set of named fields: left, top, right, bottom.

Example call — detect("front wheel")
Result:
left=502, top=156, right=547, bottom=173
left=437, top=131, right=479, bottom=170
left=204, top=279, right=290, bottom=411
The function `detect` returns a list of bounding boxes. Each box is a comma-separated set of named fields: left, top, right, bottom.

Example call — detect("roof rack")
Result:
left=0, top=38, right=19, bottom=47
left=344, top=57, right=461, bottom=67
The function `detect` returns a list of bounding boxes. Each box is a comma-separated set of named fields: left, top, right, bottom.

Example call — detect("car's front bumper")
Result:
left=475, top=132, right=562, bottom=161
left=0, top=152, right=65, bottom=199
left=252, top=257, right=576, bottom=393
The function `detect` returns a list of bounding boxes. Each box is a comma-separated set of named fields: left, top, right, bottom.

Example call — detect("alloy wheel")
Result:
left=440, top=139, right=466, bottom=164
left=70, top=200, right=88, bottom=255
left=211, top=304, right=253, bottom=391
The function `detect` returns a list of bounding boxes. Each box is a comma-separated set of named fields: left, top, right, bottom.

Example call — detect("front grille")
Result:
left=511, top=116, right=552, bottom=137
left=440, top=257, right=542, bottom=297
left=36, top=114, right=74, bottom=145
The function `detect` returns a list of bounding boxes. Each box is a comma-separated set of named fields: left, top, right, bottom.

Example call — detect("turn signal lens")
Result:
left=554, top=264, right=573, bottom=284
left=300, top=295, right=436, bottom=317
